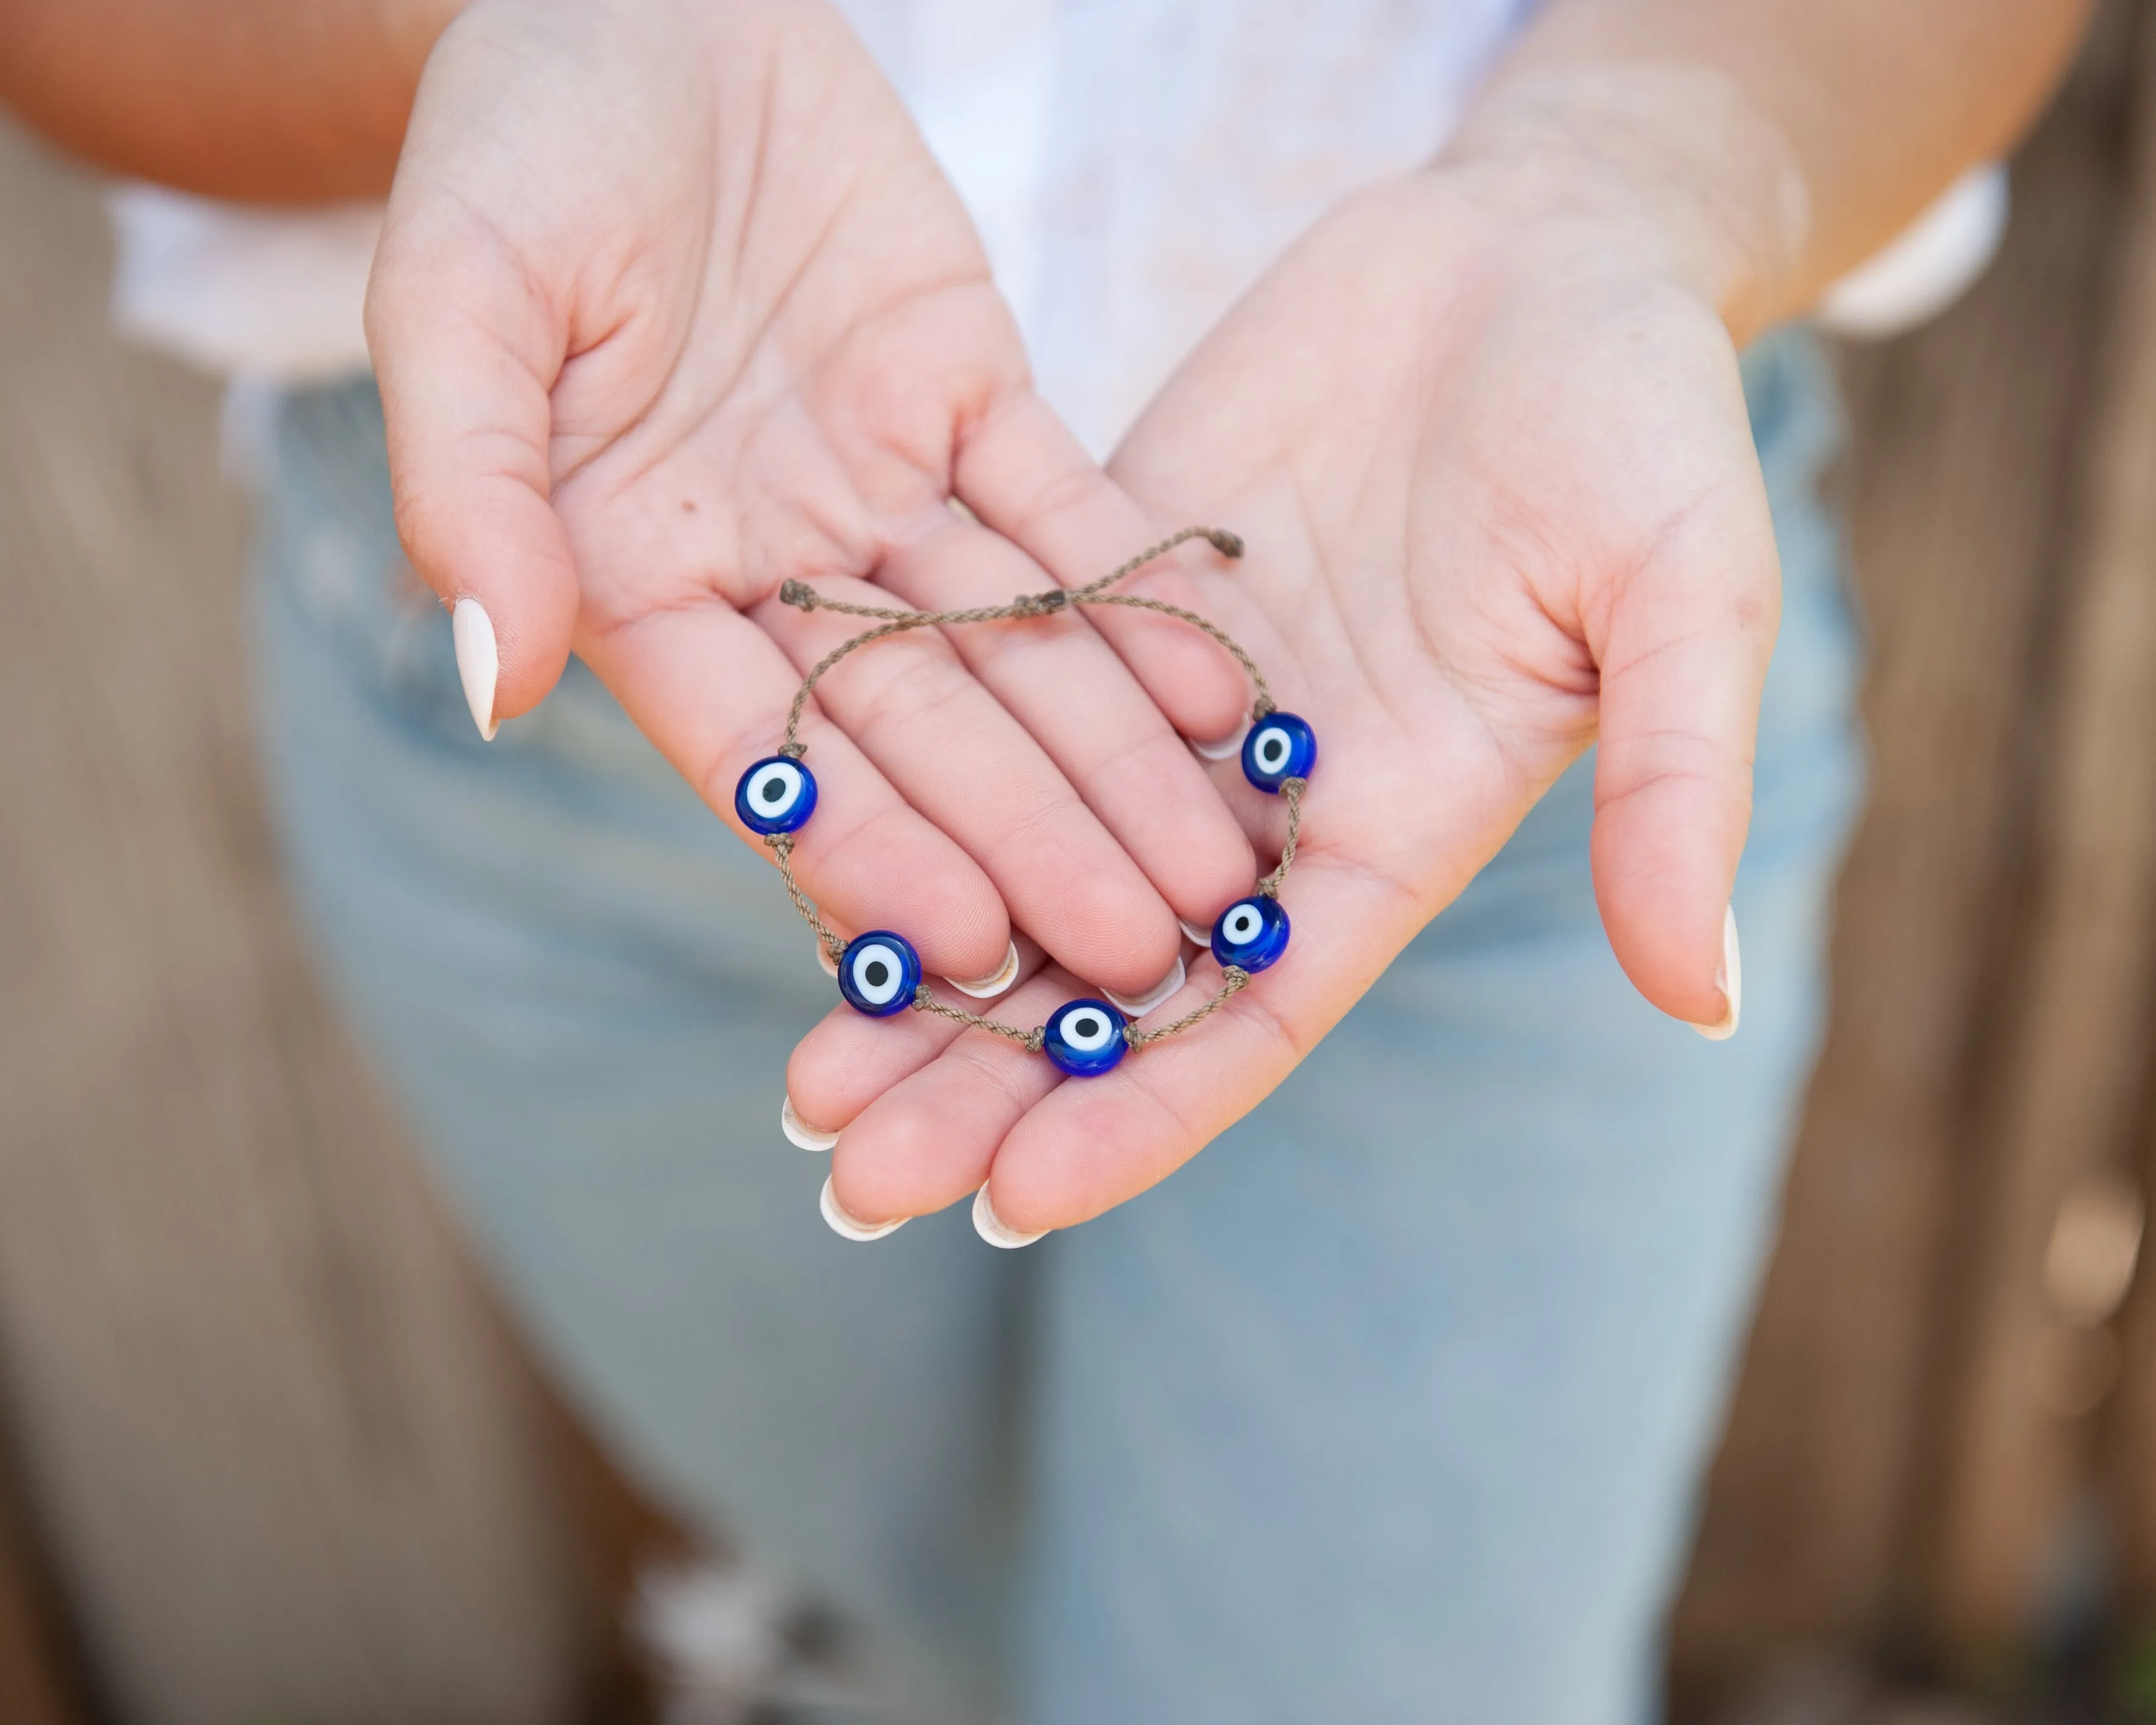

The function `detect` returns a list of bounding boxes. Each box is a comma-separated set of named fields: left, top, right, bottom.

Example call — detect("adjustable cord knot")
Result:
left=779, top=579, right=819, bottom=611
left=1007, top=588, right=1071, bottom=619
left=1205, top=529, right=1245, bottom=559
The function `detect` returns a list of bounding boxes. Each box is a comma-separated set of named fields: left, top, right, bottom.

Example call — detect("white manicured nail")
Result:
left=781, top=1096, right=839, bottom=1153
left=946, top=939, right=1020, bottom=1000
left=973, top=1184, right=1047, bottom=1249
left=1690, top=905, right=1742, bottom=1042
left=1180, top=918, right=1214, bottom=948
left=1189, top=716, right=1250, bottom=762
left=817, top=943, right=839, bottom=979
left=451, top=597, right=499, bottom=741
left=819, top=1176, right=906, bottom=1241
left=1104, top=953, right=1185, bottom=1017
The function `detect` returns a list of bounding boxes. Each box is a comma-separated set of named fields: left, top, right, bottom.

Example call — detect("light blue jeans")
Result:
left=248, top=326, right=1864, bottom=1725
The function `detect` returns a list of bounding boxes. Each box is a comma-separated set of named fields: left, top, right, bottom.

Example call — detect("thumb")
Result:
left=365, top=194, right=578, bottom=740
left=1588, top=478, right=1779, bottom=1039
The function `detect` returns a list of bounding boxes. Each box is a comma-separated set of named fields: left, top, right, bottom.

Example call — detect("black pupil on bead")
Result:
left=1072, top=1015, right=1102, bottom=1039
left=761, top=777, right=787, bottom=803
left=1261, top=735, right=1286, bottom=766
left=865, top=960, right=890, bottom=989
left=1230, top=912, right=1257, bottom=939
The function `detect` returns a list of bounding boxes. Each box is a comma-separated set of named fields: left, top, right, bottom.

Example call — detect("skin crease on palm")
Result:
left=366, top=0, right=1261, bottom=1001
left=795, top=166, right=1781, bottom=1231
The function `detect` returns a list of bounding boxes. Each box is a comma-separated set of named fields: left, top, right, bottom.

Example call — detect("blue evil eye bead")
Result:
left=1241, top=712, right=1316, bottom=793
left=1042, top=998, right=1129, bottom=1077
left=735, top=755, right=817, bottom=835
left=838, top=931, right=921, bottom=1017
left=1210, top=894, right=1291, bottom=974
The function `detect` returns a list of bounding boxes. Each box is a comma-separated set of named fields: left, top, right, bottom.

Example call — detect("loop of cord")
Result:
left=764, top=526, right=1297, bottom=1056
left=775, top=526, right=1270, bottom=758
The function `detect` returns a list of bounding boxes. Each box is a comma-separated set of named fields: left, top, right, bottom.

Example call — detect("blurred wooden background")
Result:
left=1672, top=5, right=2156, bottom=1718
left=0, top=79, right=658, bottom=1725
left=4, top=9, right=2156, bottom=1725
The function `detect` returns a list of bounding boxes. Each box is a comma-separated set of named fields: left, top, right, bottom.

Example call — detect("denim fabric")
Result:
left=248, top=324, right=1862, bottom=1724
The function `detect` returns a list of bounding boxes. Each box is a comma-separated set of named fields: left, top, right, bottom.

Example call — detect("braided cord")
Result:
left=1126, top=966, right=1251, bottom=1048
left=767, top=526, right=1300, bottom=1056
left=1256, top=777, right=1305, bottom=898
left=775, top=526, right=1270, bottom=754
left=766, top=836, right=847, bottom=961
left=909, top=987, right=1046, bottom=1051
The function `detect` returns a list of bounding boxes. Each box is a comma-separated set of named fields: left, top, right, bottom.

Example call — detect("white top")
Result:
left=108, top=0, right=2005, bottom=453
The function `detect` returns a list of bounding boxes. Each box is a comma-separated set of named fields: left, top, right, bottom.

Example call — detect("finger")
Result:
left=1587, top=479, right=1779, bottom=1034
left=876, top=512, right=1258, bottom=926
left=815, top=966, right=1080, bottom=1226
left=752, top=571, right=1185, bottom=998
left=842, top=850, right=1423, bottom=1234
left=785, top=936, right=1051, bottom=1130
left=954, top=389, right=1253, bottom=747
left=367, top=197, right=579, bottom=737
left=583, top=596, right=1013, bottom=982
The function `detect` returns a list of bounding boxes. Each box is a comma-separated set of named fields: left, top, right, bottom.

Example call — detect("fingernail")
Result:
left=1189, top=716, right=1250, bottom=762
left=1179, top=917, right=1213, bottom=948
left=946, top=939, right=1020, bottom=1000
left=819, top=1175, right=906, bottom=1241
left=451, top=596, right=499, bottom=741
left=781, top=1095, right=839, bottom=1152
left=973, top=1183, right=1048, bottom=1249
left=1104, top=953, right=1185, bottom=1017
left=1689, top=905, right=1742, bottom=1042
left=817, top=943, right=839, bottom=979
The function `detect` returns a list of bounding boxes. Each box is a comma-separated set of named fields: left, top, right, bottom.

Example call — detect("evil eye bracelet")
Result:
left=735, top=526, right=1313, bottom=1078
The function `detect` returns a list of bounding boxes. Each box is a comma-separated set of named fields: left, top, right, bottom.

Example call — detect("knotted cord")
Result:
left=761, top=526, right=1299, bottom=1051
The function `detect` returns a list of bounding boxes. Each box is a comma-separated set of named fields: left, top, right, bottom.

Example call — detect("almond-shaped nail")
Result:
left=973, top=1183, right=1047, bottom=1249
left=781, top=1096, right=839, bottom=1153
left=1179, top=917, right=1214, bottom=948
left=1104, top=953, right=1185, bottom=1017
left=1689, top=905, right=1742, bottom=1042
left=946, top=939, right=1020, bottom=1000
left=451, top=596, right=499, bottom=741
left=819, top=1176, right=906, bottom=1242
left=1189, top=716, right=1250, bottom=763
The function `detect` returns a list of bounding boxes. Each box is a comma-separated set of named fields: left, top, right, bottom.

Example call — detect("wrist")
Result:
left=1441, top=66, right=1809, bottom=345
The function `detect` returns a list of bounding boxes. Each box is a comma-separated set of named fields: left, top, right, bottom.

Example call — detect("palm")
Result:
left=370, top=0, right=1257, bottom=997
left=793, top=177, right=1779, bottom=1232
left=1121, top=179, right=1775, bottom=971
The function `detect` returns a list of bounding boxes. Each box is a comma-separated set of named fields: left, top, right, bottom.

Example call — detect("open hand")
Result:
left=366, top=0, right=1255, bottom=997
left=789, top=164, right=1777, bottom=1234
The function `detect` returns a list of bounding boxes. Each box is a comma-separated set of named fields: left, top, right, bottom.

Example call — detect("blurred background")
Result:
left=5, top=6, right=2156, bottom=1725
